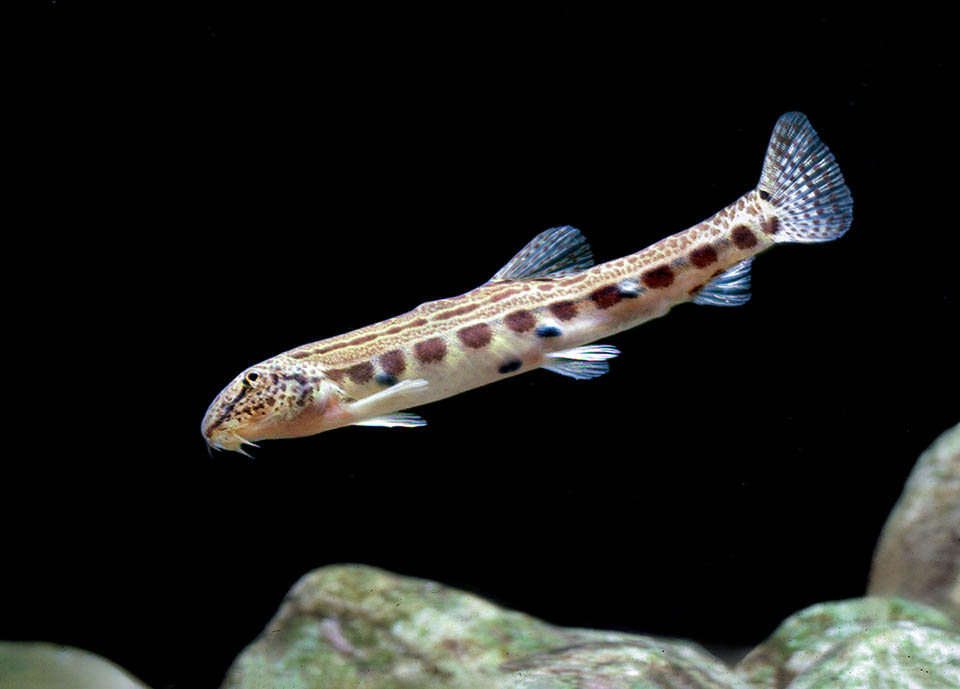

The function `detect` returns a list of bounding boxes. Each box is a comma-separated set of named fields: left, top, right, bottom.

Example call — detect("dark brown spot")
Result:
left=380, top=350, right=406, bottom=377
left=763, top=216, right=780, bottom=235
left=688, top=284, right=705, bottom=296
left=549, top=300, right=578, bottom=321
left=326, top=369, right=347, bottom=384
left=265, top=396, right=276, bottom=406
left=296, top=385, right=313, bottom=406
left=590, top=285, right=622, bottom=309
left=732, top=225, right=758, bottom=249
left=504, top=310, right=536, bottom=333
left=759, top=190, right=770, bottom=201
left=346, top=362, right=374, bottom=385
left=689, top=245, right=718, bottom=268
left=457, top=323, right=492, bottom=348
left=641, top=265, right=674, bottom=289
left=415, top=338, right=447, bottom=364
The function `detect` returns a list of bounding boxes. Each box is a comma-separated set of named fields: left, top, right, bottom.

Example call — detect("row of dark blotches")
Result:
left=331, top=222, right=766, bottom=387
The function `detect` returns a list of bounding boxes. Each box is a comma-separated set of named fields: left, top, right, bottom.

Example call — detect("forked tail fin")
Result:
left=759, top=112, right=853, bottom=243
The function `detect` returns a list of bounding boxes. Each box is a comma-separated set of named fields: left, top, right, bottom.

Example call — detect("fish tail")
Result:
left=758, top=112, right=853, bottom=243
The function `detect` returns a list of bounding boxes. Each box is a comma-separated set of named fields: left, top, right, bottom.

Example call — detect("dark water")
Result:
left=6, top=7, right=954, bottom=689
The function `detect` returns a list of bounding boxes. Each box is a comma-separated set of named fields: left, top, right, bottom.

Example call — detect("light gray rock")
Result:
left=16, top=426, right=955, bottom=687
left=734, top=596, right=959, bottom=689
left=220, top=564, right=750, bottom=689
left=0, top=641, right=151, bottom=689
left=785, top=620, right=960, bottom=689
left=869, top=422, right=960, bottom=623
left=499, top=633, right=753, bottom=689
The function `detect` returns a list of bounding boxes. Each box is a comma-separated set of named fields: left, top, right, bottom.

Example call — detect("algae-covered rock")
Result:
left=0, top=642, right=151, bottom=689
left=221, top=564, right=750, bottom=689
left=869, top=422, right=960, bottom=623
left=220, top=564, right=569, bottom=688
left=786, top=621, right=960, bottom=689
left=499, top=633, right=752, bottom=689
left=735, top=597, right=959, bottom=689
left=221, top=421, right=960, bottom=688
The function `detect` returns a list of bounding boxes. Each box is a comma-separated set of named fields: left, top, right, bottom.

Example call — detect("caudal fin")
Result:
left=759, top=112, right=853, bottom=243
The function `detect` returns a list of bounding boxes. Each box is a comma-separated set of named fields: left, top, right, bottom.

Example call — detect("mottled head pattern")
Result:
left=201, top=356, right=335, bottom=455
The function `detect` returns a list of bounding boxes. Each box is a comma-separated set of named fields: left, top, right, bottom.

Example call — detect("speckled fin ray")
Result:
left=693, top=257, right=753, bottom=307
left=543, top=344, right=620, bottom=380
left=759, top=112, right=853, bottom=243
left=488, top=225, right=594, bottom=282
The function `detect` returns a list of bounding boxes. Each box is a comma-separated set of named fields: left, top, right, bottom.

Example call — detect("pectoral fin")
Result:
left=346, top=378, right=429, bottom=427
left=353, top=413, right=427, bottom=428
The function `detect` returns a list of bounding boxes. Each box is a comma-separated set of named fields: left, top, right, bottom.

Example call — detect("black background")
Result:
left=7, top=5, right=956, bottom=689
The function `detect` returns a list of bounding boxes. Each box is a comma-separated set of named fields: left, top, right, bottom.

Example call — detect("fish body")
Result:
left=202, top=112, right=852, bottom=455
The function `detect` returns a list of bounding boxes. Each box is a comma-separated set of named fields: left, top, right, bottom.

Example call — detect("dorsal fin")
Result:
left=488, top=226, right=593, bottom=283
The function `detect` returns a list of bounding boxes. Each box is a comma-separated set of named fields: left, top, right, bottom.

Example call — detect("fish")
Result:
left=202, top=112, right=852, bottom=456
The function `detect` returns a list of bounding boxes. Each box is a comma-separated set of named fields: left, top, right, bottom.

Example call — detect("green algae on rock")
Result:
left=220, top=564, right=751, bottom=689
left=220, top=564, right=567, bottom=688
left=222, top=424, right=960, bottom=688
left=869, top=422, right=960, bottom=623
left=0, top=642, right=151, bottom=689
left=499, top=633, right=753, bottom=689
left=786, top=621, right=960, bottom=689
left=734, top=597, right=959, bottom=689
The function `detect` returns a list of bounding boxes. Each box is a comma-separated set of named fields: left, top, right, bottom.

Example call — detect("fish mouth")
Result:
left=200, top=386, right=257, bottom=457
left=201, top=394, right=260, bottom=458
left=204, top=429, right=260, bottom=458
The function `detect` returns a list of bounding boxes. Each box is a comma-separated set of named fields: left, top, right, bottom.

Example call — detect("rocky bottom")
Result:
left=3, top=424, right=957, bottom=689
left=219, top=564, right=960, bottom=689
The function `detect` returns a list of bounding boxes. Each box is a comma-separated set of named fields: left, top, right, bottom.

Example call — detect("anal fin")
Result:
left=692, top=258, right=753, bottom=307
left=543, top=344, right=620, bottom=380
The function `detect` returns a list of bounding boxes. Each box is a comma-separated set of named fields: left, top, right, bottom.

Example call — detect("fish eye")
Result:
left=244, top=370, right=261, bottom=386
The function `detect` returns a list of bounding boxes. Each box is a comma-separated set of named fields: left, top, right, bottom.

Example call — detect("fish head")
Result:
left=201, top=357, right=340, bottom=455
